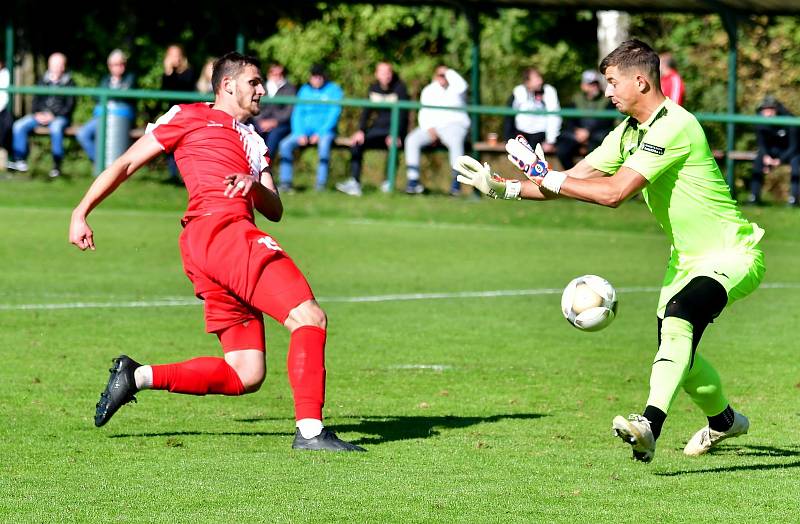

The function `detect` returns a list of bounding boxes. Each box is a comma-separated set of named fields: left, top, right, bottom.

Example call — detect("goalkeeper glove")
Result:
left=505, top=135, right=566, bottom=194
left=453, top=156, right=521, bottom=200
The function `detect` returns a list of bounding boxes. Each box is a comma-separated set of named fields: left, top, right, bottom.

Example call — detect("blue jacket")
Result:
left=291, top=81, right=343, bottom=136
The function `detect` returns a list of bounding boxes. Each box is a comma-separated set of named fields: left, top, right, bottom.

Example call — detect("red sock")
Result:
left=287, top=326, right=326, bottom=420
left=151, top=357, right=245, bottom=396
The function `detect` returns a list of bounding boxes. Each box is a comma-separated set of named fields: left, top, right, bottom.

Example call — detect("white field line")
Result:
left=0, top=282, right=798, bottom=312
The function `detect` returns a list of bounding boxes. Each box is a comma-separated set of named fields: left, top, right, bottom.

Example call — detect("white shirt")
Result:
left=0, top=68, right=9, bottom=112
left=417, top=69, right=470, bottom=131
left=511, top=83, right=561, bottom=144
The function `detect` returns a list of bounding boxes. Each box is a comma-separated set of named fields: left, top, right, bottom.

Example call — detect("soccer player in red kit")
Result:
left=69, top=52, right=364, bottom=452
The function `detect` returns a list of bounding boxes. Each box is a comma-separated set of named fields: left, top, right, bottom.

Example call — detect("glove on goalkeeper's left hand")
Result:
left=505, top=135, right=567, bottom=194
left=505, top=135, right=550, bottom=181
left=453, top=156, right=521, bottom=200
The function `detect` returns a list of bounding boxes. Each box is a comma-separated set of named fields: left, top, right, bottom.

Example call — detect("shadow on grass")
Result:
left=109, top=430, right=294, bottom=438
left=334, top=413, right=545, bottom=445
left=656, top=444, right=800, bottom=476
left=109, top=413, right=544, bottom=445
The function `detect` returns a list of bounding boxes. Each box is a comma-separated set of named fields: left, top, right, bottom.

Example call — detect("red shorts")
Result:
left=179, top=213, right=315, bottom=351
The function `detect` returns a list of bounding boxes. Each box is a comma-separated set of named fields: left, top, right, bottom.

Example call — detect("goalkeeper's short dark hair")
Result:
left=212, top=52, right=262, bottom=94
left=600, top=39, right=660, bottom=86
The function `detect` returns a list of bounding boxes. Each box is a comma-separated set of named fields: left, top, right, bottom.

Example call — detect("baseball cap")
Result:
left=581, top=70, right=602, bottom=84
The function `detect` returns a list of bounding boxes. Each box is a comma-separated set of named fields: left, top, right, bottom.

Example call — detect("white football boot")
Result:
left=683, top=411, right=749, bottom=456
left=612, top=414, right=656, bottom=463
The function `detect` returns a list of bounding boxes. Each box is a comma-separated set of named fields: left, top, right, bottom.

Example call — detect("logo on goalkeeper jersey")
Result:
left=257, top=236, right=283, bottom=251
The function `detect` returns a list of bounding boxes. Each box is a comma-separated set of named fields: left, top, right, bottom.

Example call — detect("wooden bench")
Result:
left=33, top=126, right=145, bottom=139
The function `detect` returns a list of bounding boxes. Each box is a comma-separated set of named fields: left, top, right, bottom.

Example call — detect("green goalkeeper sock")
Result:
left=682, top=352, right=729, bottom=418
left=645, top=317, right=694, bottom=414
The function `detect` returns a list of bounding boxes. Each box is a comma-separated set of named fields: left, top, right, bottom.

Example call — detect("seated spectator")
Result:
left=336, top=61, right=409, bottom=196
left=195, top=57, right=216, bottom=94
left=278, top=64, right=343, bottom=192
left=7, top=52, right=75, bottom=178
left=161, top=44, right=195, bottom=184
left=749, top=95, right=799, bottom=206
left=404, top=64, right=469, bottom=195
left=253, top=62, right=295, bottom=165
left=556, top=70, right=613, bottom=169
left=659, top=52, right=685, bottom=106
left=503, top=67, right=560, bottom=155
left=76, top=49, right=136, bottom=170
left=0, top=59, right=11, bottom=158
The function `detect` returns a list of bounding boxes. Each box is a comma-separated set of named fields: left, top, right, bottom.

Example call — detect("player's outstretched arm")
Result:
left=70, top=134, right=164, bottom=251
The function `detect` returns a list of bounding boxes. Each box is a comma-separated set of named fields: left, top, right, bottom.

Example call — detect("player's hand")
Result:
left=452, top=156, right=520, bottom=200
left=350, top=130, right=365, bottom=145
left=69, top=214, right=95, bottom=251
left=224, top=174, right=257, bottom=198
left=505, top=135, right=550, bottom=183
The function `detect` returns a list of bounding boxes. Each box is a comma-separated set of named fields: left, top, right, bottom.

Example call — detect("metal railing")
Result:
left=4, top=84, right=800, bottom=189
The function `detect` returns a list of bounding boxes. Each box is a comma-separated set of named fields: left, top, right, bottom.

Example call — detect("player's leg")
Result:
left=93, top=290, right=263, bottom=428
left=250, top=254, right=365, bottom=451
left=404, top=127, right=433, bottom=194
left=613, top=276, right=726, bottom=462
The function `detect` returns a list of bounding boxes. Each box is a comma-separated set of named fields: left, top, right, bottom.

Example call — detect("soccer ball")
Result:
left=561, top=275, right=618, bottom=332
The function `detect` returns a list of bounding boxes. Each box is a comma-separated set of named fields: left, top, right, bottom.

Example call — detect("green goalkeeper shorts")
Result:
left=656, top=246, right=766, bottom=318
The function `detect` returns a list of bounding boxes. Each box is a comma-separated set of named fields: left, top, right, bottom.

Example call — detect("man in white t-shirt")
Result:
left=403, top=65, right=470, bottom=195
left=503, top=67, right=561, bottom=155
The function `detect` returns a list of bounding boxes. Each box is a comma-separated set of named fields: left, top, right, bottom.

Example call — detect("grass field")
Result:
left=1, top=175, right=799, bottom=522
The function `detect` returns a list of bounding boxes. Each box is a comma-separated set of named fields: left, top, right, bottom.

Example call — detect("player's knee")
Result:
left=286, top=300, right=327, bottom=330
left=664, top=276, right=727, bottom=327
left=240, top=372, right=265, bottom=393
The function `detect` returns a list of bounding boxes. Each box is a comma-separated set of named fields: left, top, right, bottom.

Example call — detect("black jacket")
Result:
left=31, top=72, right=76, bottom=119
left=357, top=76, right=409, bottom=137
left=755, top=103, right=797, bottom=163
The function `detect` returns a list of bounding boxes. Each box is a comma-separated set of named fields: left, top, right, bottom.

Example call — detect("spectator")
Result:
left=659, top=52, right=685, bottom=106
left=161, top=44, right=195, bottom=184
left=278, top=64, right=343, bottom=192
left=253, top=62, right=295, bottom=165
left=76, top=49, right=136, bottom=169
left=748, top=95, right=800, bottom=206
left=7, top=52, right=75, bottom=178
left=336, top=61, right=409, bottom=196
left=556, top=70, right=614, bottom=169
left=0, top=59, right=11, bottom=158
left=195, top=57, right=215, bottom=94
left=404, top=64, right=469, bottom=195
left=503, top=67, right=561, bottom=155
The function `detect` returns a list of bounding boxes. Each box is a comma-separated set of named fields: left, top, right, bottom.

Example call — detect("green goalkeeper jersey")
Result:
left=584, top=98, right=763, bottom=259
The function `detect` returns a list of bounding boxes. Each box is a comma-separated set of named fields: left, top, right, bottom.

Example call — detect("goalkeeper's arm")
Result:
left=518, top=159, right=609, bottom=200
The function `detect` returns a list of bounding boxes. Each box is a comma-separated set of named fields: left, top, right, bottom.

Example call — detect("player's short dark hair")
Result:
left=599, top=39, right=660, bottom=86
left=211, top=52, right=262, bottom=94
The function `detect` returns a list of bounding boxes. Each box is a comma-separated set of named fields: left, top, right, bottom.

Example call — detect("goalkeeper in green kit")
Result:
left=455, top=39, right=764, bottom=463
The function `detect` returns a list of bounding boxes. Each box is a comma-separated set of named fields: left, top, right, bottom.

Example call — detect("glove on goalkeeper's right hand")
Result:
left=453, top=156, right=521, bottom=200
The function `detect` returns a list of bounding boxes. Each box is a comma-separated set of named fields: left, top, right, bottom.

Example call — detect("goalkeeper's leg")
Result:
left=614, top=276, right=726, bottom=462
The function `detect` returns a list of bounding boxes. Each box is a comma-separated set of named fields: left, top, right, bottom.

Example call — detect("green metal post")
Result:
left=467, top=9, right=482, bottom=150
left=5, top=21, right=13, bottom=109
left=386, top=105, right=400, bottom=192
left=96, top=94, right=108, bottom=173
left=721, top=10, right=739, bottom=190
left=236, top=32, right=245, bottom=54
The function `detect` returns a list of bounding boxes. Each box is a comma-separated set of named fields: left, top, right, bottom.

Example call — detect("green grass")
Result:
left=1, top=177, right=800, bottom=522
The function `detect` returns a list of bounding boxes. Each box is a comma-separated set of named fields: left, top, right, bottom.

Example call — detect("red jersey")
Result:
left=660, top=71, right=685, bottom=106
left=147, top=103, right=270, bottom=221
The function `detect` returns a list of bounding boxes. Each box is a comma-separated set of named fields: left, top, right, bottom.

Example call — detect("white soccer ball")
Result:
left=561, top=275, right=618, bottom=332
